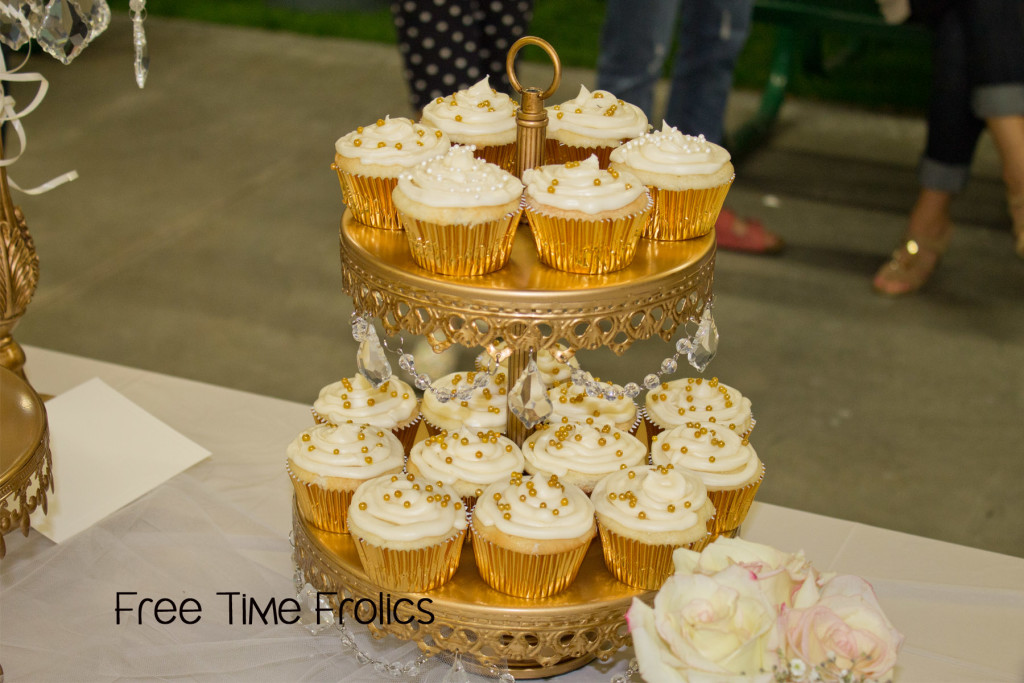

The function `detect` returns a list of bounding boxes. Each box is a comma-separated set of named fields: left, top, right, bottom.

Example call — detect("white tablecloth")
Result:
left=2, top=347, right=1023, bottom=682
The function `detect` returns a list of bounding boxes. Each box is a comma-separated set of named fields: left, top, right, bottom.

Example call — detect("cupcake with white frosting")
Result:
left=522, top=155, right=651, bottom=274
left=546, top=381, right=639, bottom=434
left=393, top=145, right=524, bottom=276
left=545, top=85, right=648, bottom=167
left=333, top=116, right=450, bottom=230
left=650, top=419, right=764, bottom=539
left=522, top=420, right=646, bottom=493
left=348, top=472, right=468, bottom=592
left=407, top=428, right=524, bottom=509
left=471, top=472, right=596, bottom=598
left=420, top=369, right=509, bottom=435
left=420, top=76, right=518, bottom=172
left=609, top=122, right=734, bottom=240
left=643, top=376, right=755, bottom=447
left=592, top=464, right=715, bottom=589
left=312, top=375, right=420, bottom=453
left=286, top=422, right=406, bottom=533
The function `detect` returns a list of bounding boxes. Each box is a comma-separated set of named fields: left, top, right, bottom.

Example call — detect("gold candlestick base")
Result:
left=0, top=138, right=39, bottom=381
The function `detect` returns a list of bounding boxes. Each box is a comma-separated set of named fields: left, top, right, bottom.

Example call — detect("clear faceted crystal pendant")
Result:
left=687, top=304, right=719, bottom=372
left=356, top=324, right=392, bottom=387
left=508, top=358, right=552, bottom=429
left=0, top=2, right=43, bottom=50
left=129, top=0, right=147, bottom=87
left=297, top=583, right=335, bottom=634
left=441, top=653, right=473, bottom=683
left=35, top=0, right=106, bottom=64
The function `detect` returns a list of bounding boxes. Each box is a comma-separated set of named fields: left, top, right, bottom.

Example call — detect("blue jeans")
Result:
left=596, top=0, right=753, bottom=145
left=914, top=0, right=1024, bottom=192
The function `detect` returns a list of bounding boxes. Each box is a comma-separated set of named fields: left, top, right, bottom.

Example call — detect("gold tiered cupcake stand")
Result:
left=293, top=37, right=717, bottom=678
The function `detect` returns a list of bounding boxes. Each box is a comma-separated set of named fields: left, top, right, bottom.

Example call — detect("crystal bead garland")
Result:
left=128, top=0, right=147, bottom=88
left=350, top=297, right=717, bottom=417
left=291, top=563, right=432, bottom=677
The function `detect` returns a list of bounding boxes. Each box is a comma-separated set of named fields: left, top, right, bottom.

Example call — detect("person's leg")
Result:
left=665, top=0, right=752, bottom=143
left=874, top=3, right=977, bottom=294
left=595, top=0, right=680, bottom=119
left=964, top=0, right=1024, bottom=255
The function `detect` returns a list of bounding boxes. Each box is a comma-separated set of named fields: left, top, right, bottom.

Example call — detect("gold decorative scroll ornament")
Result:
left=0, top=137, right=39, bottom=379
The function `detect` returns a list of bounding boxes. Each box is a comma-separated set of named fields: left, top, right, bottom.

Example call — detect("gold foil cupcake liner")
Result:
left=706, top=462, right=765, bottom=540
left=474, top=142, right=517, bottom=174
left=597, top=525, right=708, bottom=590
left=643, top=177, right=734, bottom=240
left=470, top=520, right=591, bottom=598
left=354, top=529, right=466, bottom=592
left=524, top=195, right=651, bottom=275
left=287, top=462, right=353, bottom=534
left=544, top=139, right=626, bottom=169
left=399, top=205, right=523, bottom=276
left=334, top=169, right=402, bottom=230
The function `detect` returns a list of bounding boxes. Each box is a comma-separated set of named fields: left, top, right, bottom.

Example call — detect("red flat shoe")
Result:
left=714, top=209, right=784, bottom=254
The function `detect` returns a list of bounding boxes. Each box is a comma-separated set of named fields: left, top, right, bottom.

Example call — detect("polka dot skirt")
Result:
left=392, top=0, right=534, bottom=111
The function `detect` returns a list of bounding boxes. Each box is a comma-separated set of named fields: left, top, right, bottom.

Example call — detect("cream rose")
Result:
left=674, top=537, right=819, bottom=610
left=783, top=575, right=903, bottom=681
left=627, top=565, right=782, bottom=682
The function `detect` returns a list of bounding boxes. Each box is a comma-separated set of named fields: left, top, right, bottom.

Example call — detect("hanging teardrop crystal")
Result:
left=441, top=653, right=473, bottom=683
left=35, top=0, right=107, bottom=64
left=356, top=325, right=392, bottom=387
left=297, top=583, right=335, bottom=634
left=130, top=2, right=148, bottom=89
left=508, top=358, right=552, bottom=429
left=687, top=304, right=719, bottom=372
left=0, top=2, right=41, bottom=50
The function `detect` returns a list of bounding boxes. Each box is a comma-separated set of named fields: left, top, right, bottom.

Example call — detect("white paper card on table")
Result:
left=30, top=377, right=211, bottom=543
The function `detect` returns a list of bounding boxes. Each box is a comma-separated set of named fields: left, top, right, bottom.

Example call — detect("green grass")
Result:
left=110, top=0, right=930, bottom=113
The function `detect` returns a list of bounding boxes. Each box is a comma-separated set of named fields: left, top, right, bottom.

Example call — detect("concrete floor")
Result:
left=10, top=16, right=1023, bottom=557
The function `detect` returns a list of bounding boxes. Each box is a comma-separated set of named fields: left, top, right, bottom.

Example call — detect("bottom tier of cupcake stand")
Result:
left=293, top=210, right=717, bottom=676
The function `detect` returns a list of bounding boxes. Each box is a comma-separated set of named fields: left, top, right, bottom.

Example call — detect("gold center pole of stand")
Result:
left=504, top=37, right=561, bottom=444
left=0, top=134, right=38, bottom=380
left=506, top=36, right=561, bottom=179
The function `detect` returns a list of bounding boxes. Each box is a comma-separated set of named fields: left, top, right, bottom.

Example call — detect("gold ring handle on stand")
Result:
left=506, top=36, right=561, bottom=179
left=505, top=36, right=561, bottom=101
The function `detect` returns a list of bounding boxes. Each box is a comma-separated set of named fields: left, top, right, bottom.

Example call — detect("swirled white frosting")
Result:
left=287, top=422, right=405, bottom=479
left=335, top=116, right=450, bottom=166
left=650, top=420, right=761, bottom=489
left=522, top=421, right=646, bottom=478
left=348, top=473, right=468, bottom=542
left=523, top=156, right=646, bottom=213
left=395, top=145, right=523, bottom=208
left=420, top=76, right=517, bottom=141
left=645, top=377, right=753, bottom=434
left=421, top=370, right=508, bottom=432
left=592, top=465, right=710, bottom=533
left=313, top=375, right=417, bottom=428
left=473, top=473, right=595, bottom=540
left=609, top=121, right=731, bottom=176
left=547, top=379, right=638, bottom=428
left=546, top=85, right=648, bottom=142
left=409, top=429, right=524, bottom=495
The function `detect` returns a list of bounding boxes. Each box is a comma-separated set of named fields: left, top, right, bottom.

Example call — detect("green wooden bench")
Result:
left=728, top=0, right=932, bottom=158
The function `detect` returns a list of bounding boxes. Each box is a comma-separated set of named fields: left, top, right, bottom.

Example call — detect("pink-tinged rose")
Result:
left=673, top=536, right=818, bottom=610
left=627, top=565, right=782, bottom=682
left=782, top=575, right=903, bottom=681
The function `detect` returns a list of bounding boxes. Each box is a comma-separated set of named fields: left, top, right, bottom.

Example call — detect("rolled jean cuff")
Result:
left=919, top=157, right=970, bottom=193
left=972, top=84, right=1024, bottom=118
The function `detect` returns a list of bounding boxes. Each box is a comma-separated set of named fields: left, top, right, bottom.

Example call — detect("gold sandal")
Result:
left=1009, top=193, right=1024, bottom=259
left=873, top=231, right=951, bottom=296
